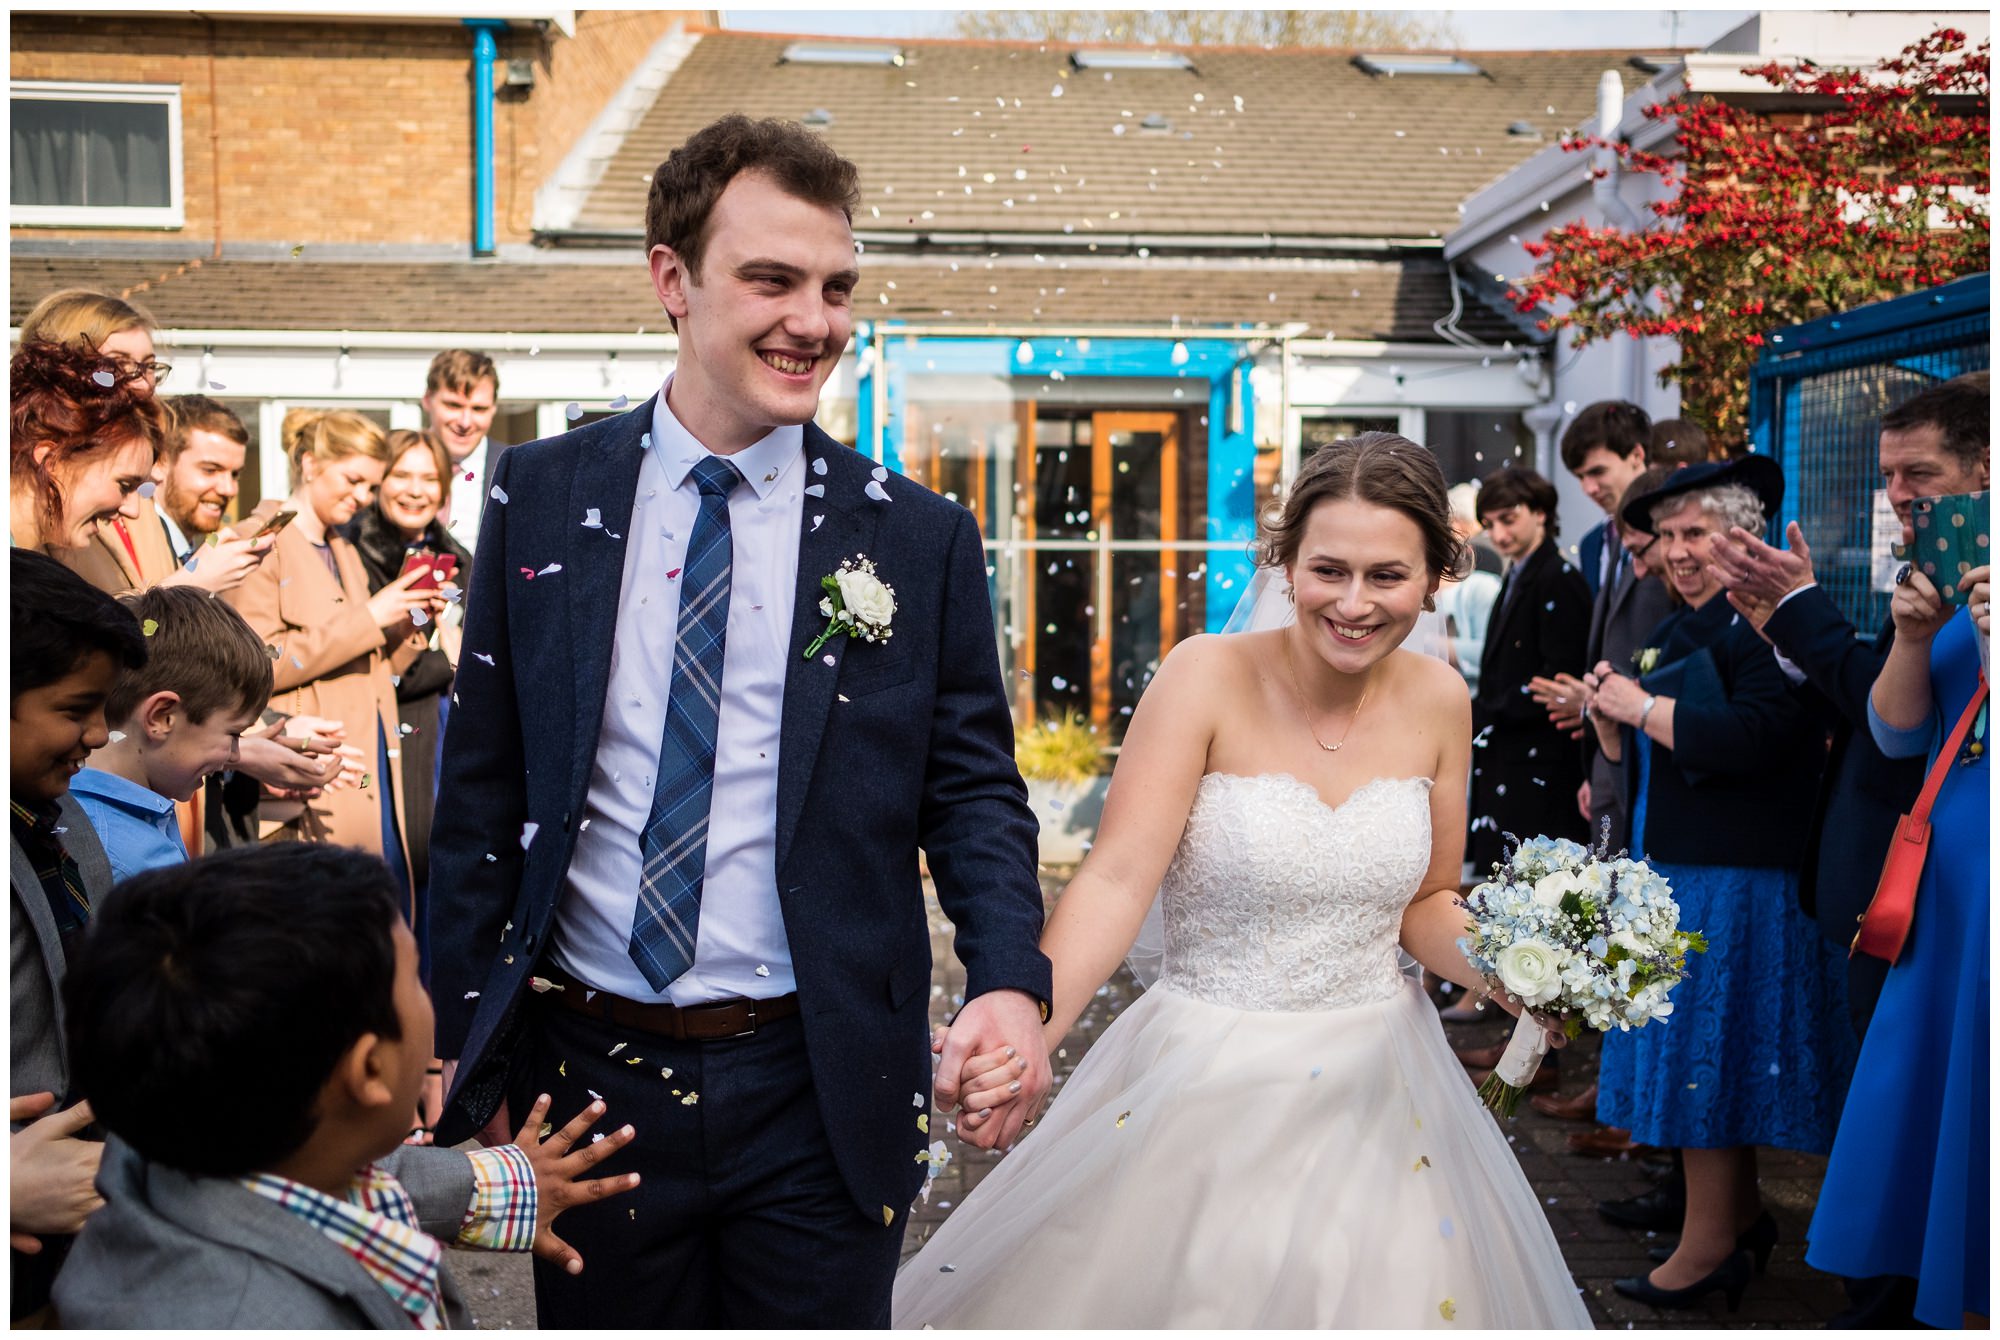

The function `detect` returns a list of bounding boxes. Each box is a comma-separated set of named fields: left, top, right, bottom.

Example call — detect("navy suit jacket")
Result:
left=1626, top=596, right=1824, bottom=868
left=1762, top=586, right=1924, bottom=947
left=1576, top=520, right=1610, bottom=599
left=428, top=401, right=1051, bottom=1218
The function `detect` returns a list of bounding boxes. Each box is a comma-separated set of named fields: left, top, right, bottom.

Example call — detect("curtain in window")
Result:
left=11, top=99, right=170, bottom=208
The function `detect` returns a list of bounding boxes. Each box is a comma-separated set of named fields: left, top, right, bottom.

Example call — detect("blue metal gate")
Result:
left=1747, top=273, right=1989, bottom=636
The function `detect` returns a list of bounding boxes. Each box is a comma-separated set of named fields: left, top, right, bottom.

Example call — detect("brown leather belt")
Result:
left=537, top=965, right=799, bottom=1041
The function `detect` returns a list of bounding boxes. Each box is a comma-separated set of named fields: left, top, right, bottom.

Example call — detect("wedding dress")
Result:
left=894, top=771, right=1593, bottom=1329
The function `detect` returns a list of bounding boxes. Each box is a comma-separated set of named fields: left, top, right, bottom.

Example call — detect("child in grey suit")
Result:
left=51, top=843, right=638, bottom=1327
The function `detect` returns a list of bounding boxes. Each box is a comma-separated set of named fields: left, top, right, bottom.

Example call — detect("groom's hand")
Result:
left=934, top=989, right=1051, bottom=1152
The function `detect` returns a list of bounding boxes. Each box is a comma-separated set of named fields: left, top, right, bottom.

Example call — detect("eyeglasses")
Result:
left=1627, top=536, right=1658, bottom=562
left=139, top=359, right=172, bottom=381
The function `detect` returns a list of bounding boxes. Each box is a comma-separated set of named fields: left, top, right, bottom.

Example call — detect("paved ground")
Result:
left=453, top=876, right=1847, bottom=1328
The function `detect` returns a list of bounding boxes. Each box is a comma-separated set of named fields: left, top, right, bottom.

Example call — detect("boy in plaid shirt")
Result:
left=51, top=843, right=639, bottom=1327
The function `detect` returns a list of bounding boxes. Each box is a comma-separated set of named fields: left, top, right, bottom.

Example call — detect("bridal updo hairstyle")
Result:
left=1254, top=433, right=1472, bottom=594
left=281, top=407, right=391, bottom=489
left=10, top=340, right=166, bottom=540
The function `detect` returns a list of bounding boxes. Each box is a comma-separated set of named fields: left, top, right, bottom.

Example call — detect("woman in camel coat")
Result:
left=225, top=410, right=441, bottom=906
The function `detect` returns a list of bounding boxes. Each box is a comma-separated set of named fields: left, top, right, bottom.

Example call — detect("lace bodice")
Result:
left=1155, top=772, right=1435, bottom=1011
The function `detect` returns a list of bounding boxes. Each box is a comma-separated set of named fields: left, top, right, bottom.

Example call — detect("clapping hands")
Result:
left=930, top=989, right=1052, bottom=1152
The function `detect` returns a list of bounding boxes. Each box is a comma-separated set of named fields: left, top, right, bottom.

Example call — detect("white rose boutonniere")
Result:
left=804, top=555, right=897, bottom=659
left=1633, top=646, right=1662, bottom=675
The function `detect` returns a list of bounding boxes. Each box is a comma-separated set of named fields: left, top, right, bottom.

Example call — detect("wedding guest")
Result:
left=1560, top=400, right=1653, bottom=598
left=421, top=350, right=504, bottom=555
left=337, top=429, right=471, bottom=908
left=17, top=290, right=183, bottom=594
left=1436, top=482, right=1502, bottom=692
left=1804, top=554, right=1988, bottom=1329
left=1465, top=466, right=1591, bottom=875
left=1650, top=417, right=1712, bottom=469
left=152, top=396, right=276, bottom=594
left=9, top=342, right=161, bottom=554
left=8, top=550, right=145, bottom=1320
left=69, top=586, right=272, bottom=882
left=222, top=411, right=439, bottom=888
left=1583, top=456, right=1851, bottom=1311
left=52, top=842, right=641, bottom=1328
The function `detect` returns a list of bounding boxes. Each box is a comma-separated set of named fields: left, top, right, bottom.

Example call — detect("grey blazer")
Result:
left=54, top=1139, right=479, bottom=1328
left=10, top=793, right=114, bottom=1108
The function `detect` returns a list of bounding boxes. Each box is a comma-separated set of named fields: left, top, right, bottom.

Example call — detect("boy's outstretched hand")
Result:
left=511, top=1093, right=640, bottom=1276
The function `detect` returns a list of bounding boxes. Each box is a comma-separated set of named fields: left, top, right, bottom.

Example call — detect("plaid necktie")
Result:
left=630, top=456, right=742, bottom=990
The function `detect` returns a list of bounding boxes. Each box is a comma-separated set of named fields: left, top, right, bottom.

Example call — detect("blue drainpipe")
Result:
left=463, top=20, right=506, bottom=257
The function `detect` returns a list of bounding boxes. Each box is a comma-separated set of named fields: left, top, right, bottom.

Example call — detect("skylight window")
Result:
left=1353, top=53, right=1483, bottom=77
left=781, top=42, right=904, bottom=67
left=1070, top=49, right=1194, bottom=72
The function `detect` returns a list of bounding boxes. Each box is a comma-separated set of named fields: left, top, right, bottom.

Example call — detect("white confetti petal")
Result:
left=812, top=457, right=828, bottom=475
left=805, top=483, right=825, bottom=497
left=520, top=821, right=540, bottom=850
left=464, top=991, right=480, bottom=999
left=565, top=402, right=583, bottom=421
left=811, top=515, right=825, bottom=532
left=582, top=508, right=603, bottom=528
left=489, top=485, right=508, bottom=504
left=610, top=395, right=629, bottom=409
left=823, top=654, right=837, bottom=666
left=107, top=730, right=127, bottom=744
left=537, top=562, right=563, bottom=576
left=871, top=465, right=889, bottom=482
left=472, top=652, right=496, bottom=665
left=92, top=369, right=116, bottom=387
left=865, top=480, right=892, bottom=503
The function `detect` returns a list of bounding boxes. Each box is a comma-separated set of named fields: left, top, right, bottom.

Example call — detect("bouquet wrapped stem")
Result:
left=1477, top=1012, right=1551, bottom=1118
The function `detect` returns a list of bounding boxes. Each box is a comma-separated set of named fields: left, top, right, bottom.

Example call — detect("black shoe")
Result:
left=1597, top=1183, right=1685, bottom=1232
left=1645, top=1210, right=1779, bottom=1271
left=1613, top=1250, right=1753, bottom=1312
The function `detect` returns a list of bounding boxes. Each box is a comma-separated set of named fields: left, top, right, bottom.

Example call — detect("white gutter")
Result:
left=7, top=327, right=678, bottom=353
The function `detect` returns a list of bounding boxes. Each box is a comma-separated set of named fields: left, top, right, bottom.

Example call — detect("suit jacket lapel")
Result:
left=775, top=428, right=880, bottom=874
left=566, top=401, right=652, bottom=804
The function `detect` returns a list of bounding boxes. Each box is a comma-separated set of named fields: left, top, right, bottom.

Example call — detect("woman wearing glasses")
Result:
left=16, top=288, right=180, bottom=594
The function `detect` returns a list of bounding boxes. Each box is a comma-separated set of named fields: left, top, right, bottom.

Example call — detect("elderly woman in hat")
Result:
left=1580, top=456, right=1856, bottom=1312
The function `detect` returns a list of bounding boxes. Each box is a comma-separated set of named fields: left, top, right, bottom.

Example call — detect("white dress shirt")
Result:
left=445, top=439, right=490, bottom=554
left=551, top=387, right=804, bottom=1004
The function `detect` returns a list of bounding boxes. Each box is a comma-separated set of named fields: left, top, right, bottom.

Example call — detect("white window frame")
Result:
left=11, top=80, right=185, bottom=228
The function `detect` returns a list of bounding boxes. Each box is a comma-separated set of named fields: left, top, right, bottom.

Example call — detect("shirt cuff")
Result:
left=456, top=1144, right=538, bottom=1252
left=1772, top=648, right=1808, bottom=687
left=1866, top=695, right=1935, bottom=761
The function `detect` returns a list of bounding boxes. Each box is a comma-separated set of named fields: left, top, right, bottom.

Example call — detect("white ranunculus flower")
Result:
left=1532, top=870, right=1578, bottom=908
left=1494, top=939, right=1564, bottom=1006
left=835, top=568, right=896, bottom=628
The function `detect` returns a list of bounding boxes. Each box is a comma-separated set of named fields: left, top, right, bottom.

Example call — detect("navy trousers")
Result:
left=507, top=987, right=905, bottom=1328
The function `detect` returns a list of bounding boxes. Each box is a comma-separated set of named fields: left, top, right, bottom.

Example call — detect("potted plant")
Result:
left=1014, top=714, right=1109, bottom=865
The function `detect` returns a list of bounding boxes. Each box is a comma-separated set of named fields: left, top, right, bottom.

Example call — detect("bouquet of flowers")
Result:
left=1457, top=832, right=1706, bottom=1116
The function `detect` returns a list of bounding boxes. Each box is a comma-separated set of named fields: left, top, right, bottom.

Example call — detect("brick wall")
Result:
left=11, top=11, right=705, bottom=249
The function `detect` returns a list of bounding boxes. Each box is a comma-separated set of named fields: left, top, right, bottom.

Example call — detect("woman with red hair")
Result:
left=9, top=341, right=164, bottom=552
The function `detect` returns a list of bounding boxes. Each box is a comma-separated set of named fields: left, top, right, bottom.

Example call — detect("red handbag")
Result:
left=1852, top=675, right=1988, bottom=965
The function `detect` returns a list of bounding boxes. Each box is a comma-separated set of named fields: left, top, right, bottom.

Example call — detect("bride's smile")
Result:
left=1285, top=495, right=1440, bottom=677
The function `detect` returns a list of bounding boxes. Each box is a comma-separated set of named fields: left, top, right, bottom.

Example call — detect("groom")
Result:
left=429, top=115, right=1053, bottom=1328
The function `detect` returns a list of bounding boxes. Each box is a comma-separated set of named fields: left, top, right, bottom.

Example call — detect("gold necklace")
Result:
left=1282, top=629, right=1372, bottom=753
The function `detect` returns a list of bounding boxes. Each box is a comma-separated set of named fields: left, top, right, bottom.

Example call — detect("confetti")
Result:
left=107, top=730, right=127, bottom=745
left=473, top=652, right=496, bottom=665
left=608, top=1043, right=628, bottom=1057
left=520, top=822, right=540, bottom=850
left=558, top=1061, right=567, bottom=1077
left=582, top=508, right=603, bottom=528
left=1114, top=1110, right=1131, bottom=1128
left=587, top=1088, right=602, bottom=1102
left=1309, top=1066, right=1322, bottom=1079
left=610, top=394, right=629, bottom=409
left=755, top=964, right=771, bottom=977
left=823, top=654, right=836, bottom=666
left=141, top=618, right=160, bottom=637
left=209, top=380, right=226, bottom=391
left=811, top=515, right=825, bottom=532
left=626, top=1056, right=644, bottom=1065
left=812, top=457, right=827, bottom=476
left=681, top=1092, right=699, bottom=1106
left=138, top=481, right=157, bottom=498
left=92, top=369, right=116, bottom=387
left=463, top=991, right=480, bottom=1000
left=1439, top=1217, right=1455, bottom=1239
left=882, top=1206, right=895, bottom=1226
left=537, top=562, right=563, bottom=576
left=660, top=1067, right=674, bottom=1080
left=805, top=483, right=825, bottom=498
left=917, top=1113, right=930, bottom=1134
left=1414, top=1155, right=1432, bottom=1171
left=1439, top=1298, right=1457, bottom=1322
left=565, top=402, right=583, bottom=421
left=490, top=485, right=508, bottom=504
left=939, top=1264, right=956, bottom=1273
left=411, top=608, right=431, bottom=628
left=865, top=480, right=893, bottom=503
left=913, top=1092, right=925, bottom=1107
left=665, top=567, right=682, bottom=580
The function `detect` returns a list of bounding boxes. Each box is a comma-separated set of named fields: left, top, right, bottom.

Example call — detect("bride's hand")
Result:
left=1484, top=986, right=1569, bottom=1049
left=933, top=1027, right=1036, bottom=1139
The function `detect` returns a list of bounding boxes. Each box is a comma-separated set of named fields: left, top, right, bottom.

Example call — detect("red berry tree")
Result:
left=1512, top=27, right=1989, bottom=448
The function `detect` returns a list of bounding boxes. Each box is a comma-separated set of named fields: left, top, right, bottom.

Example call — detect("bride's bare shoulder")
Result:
left=1389, top=648, right=1473, bottom=722
left=1145, top=632, right=1266, bottom=702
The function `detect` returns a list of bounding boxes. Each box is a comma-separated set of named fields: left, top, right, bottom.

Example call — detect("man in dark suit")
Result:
left=425, top=349, right=507, bottom=556
left=1466, top=466, right=1593, bottom=874
left=1704, top=371, right=1988, bottom=1329
left=430, top=116, right=1052, bottom=1329
left=1558, top=401, right=1654, bottom=599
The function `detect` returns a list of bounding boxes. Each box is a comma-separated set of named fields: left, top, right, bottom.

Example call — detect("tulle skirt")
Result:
left=894, top=977, right=1591, bottom=1329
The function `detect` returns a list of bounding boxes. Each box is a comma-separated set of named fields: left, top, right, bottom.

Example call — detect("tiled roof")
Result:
left=8, top=254, right=1528, bottom=344
left=574, top=30, right=1665, bottom=242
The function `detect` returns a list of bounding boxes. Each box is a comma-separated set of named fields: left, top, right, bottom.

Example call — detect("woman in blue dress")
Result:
left=1583, top=457, right=1856, bottom=1311
left=1806, top=560, right=1989, bottom=1328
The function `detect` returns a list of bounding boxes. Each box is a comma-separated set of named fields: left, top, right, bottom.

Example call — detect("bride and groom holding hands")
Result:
left=432, top=113, right=1589, bottom=1329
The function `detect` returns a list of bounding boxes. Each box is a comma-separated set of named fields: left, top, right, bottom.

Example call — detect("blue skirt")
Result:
left=1597, top=737, right=1856, bottom=1151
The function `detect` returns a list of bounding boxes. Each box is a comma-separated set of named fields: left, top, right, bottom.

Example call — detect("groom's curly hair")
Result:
left=1255, top=432, right=1471, bottom=585
left=644, top=114, right=861, bottom=288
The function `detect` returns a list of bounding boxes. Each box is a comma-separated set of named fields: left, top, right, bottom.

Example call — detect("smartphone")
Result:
left=1910, top=490, right=1989, bottom=607
left=399, top=550, right=444, bottom=590
left=238, top=507, right=297, bottom=540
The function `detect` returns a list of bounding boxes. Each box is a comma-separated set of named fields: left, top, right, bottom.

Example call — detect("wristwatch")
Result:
left=1637, top=695, right=1659, bottom=730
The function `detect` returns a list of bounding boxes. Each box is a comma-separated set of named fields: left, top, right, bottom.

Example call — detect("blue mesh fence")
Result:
left=1748, top=275, right=1990, bottom=637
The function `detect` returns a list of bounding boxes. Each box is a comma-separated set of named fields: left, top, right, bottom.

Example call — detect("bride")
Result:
left=894, top=434, right=1592, bottom=1329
